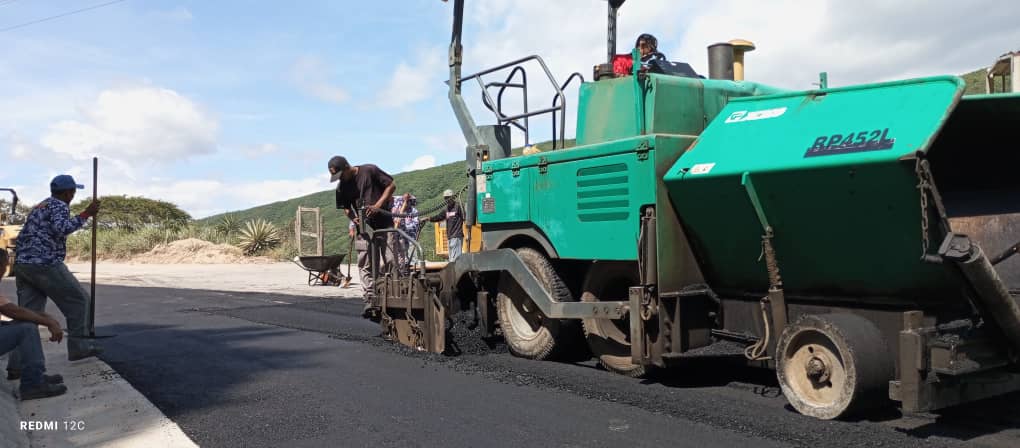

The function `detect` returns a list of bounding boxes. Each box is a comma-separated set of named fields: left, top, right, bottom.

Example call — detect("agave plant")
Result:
left=215, top=214, right=242, bottom=237
left=236, top=219, right=282, bottom=256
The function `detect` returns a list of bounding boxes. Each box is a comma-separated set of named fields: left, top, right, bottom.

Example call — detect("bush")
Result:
left=67, top=227, right=160, bottom=260
left=214, top=214, right=241, bottom=240
left=264, top=237, right=297, bottom=261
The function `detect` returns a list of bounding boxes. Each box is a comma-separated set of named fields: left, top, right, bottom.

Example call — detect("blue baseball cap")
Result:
left=50, top=175, right=84, bottom=193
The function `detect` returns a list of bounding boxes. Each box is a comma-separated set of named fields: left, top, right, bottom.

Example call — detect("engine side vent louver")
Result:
left=576, top=163, right=629, bottom=222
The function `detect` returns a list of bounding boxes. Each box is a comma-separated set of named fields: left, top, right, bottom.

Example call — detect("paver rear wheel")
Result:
left=581, top=261, right=645, bottom=377
left=497, top=248, right=574, bottom=360
left=776, top=313, right=893, bottom=420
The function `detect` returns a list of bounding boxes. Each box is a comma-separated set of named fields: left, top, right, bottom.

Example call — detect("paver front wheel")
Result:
left=497, top=248, right=573, bottom=360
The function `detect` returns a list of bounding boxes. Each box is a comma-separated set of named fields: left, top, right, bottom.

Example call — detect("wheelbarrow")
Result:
left=292, top=254, right=347, bottom=286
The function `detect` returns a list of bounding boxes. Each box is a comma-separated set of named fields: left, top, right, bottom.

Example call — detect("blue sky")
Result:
left=2, top=0, right=1018, bottom=217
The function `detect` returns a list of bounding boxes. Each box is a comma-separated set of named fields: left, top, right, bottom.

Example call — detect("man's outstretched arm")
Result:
left=373, top=182, right=397, bottom=213
left=0, top=301, right=64, bottom=342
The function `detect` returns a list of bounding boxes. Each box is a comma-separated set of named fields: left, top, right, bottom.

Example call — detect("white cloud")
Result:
left=424, top=132, right=466, bottom=153
left=290, top=56, right=350, bottom=104
left=668, top=0, right=1020, bottom=88
left=7, top=133, right=45, bottom=161
left=38, top=86, right=218, bottom=167
left=377, top=47, right=445, bottom=108
left=94, top=176, right=330, bottom=219
left=241, top=143, right=279, bottom=158
left=402, top=155, right=436, bottom=172
left=0, top=86, right=96, bottom=134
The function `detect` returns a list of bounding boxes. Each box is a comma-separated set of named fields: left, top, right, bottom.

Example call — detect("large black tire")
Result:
left=775, top=313, right=894, bottom=420
left=496, top=247, right=574, bottom=360
left=580, top=261, right=645, bottom=377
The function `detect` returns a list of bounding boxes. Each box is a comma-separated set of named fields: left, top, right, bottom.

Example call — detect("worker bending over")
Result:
left=329, top=156, right=396, bottom=317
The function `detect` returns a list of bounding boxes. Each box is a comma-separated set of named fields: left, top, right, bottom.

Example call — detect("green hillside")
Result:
left=962, top=68, right=988, bottom=95
left=200, top=139, right=574, bottom=259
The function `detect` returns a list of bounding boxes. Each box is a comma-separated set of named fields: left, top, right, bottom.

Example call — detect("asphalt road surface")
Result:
left=16, top=282, right=1020, bottom=447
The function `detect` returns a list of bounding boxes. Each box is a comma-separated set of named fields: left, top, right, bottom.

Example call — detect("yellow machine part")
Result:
left=0, top=225, right=21, bottom=278
left=433, top=223, right=482, bottom=257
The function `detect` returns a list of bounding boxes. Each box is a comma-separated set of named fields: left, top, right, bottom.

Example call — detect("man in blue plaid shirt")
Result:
left=390, top=193, right=419, bottom=273
left=6, top=175, right=102, bottom=381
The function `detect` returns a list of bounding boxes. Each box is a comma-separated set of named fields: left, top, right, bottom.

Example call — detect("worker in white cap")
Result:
left=429, top=189, right=465, bottom=261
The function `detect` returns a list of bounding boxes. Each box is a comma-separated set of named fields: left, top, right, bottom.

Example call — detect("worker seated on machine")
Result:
left=610, top=33, right=700, bottom=78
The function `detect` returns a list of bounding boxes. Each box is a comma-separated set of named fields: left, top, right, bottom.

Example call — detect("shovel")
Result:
left=85, top=156, right=114, bottom=339
left=340, top=236, right=354, bottom=288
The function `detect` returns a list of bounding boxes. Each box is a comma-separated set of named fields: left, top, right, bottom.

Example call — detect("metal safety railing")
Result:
left=461, top=55, right=583, bottom=149
left=551, top=72, right=585, bottom=150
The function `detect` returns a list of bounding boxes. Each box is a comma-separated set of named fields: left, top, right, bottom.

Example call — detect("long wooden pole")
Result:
left=89, top=157, right=97, bottom=337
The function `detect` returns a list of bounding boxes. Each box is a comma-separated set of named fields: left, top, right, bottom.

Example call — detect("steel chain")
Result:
left=639, top=295, right=655, bottom=321
left=405, top=310, right=425, bottom=351
left=374, top=183, right=470, bottom=219
left=916, top=157, right=931, bottom=258
left=381, top=313, right=396, bottom=341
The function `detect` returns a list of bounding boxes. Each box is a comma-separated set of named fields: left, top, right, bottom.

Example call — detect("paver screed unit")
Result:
left=356, top=0, right=1020, bottom=419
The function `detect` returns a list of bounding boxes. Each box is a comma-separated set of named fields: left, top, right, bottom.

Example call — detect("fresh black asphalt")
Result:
left=7, top=281, right=1019, bottom=447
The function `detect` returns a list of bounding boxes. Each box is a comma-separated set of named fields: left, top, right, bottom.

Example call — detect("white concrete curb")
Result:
left=11, top=328, right=198, bottom=448
left=1, top=354, right=30, bottom=448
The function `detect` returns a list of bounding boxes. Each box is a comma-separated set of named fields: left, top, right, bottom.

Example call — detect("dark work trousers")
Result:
left=362, top=232, right=393, bottom=301
left=0, top=322, right=46, bottom=389
left=7, top=262, right=92, bottom=373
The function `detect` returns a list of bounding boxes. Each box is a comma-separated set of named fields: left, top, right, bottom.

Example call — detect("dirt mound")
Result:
left=132, top=238, right=273, bottom=264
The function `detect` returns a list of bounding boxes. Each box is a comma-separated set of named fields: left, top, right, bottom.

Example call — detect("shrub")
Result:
left=214, top=214, right=241, bottom=239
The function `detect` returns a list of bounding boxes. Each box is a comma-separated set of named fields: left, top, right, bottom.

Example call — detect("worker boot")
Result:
left=20, top=382, right=68, bottom=401
left=362, top=302, right=381, bottom=322
left=6, top=370, right=63, bottom=384
left=68, top=346, right=104, bottom=362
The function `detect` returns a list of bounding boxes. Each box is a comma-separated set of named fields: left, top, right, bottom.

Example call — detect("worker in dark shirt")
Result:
left=430, top=189, right=465, bottom=261
left=328, top=156, right=396, bottom=317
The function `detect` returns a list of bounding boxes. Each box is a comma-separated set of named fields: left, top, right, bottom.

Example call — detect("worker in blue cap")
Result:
left=6, top=174, right=102, bottom=381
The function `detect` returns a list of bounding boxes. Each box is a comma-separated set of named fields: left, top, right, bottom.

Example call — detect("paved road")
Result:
left=15, top=282, right=1020, bottom=447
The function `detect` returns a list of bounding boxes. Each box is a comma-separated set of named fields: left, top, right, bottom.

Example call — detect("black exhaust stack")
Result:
left=707, top=42, right=735, bottom=80
left=607, top=0, right=626, bottom=64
